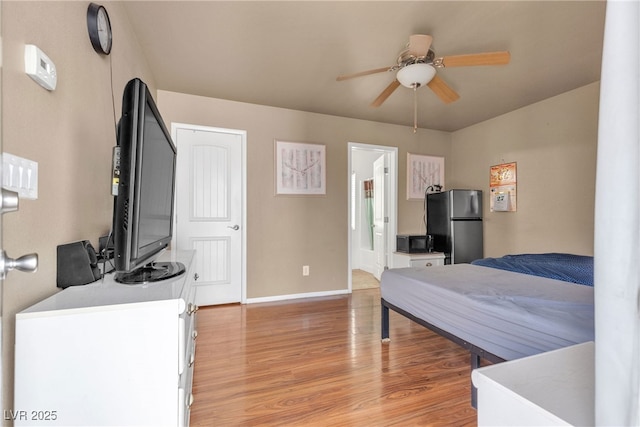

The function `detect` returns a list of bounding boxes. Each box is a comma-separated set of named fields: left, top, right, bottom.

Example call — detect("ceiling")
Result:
left=122, top=1, right=606, bottom=132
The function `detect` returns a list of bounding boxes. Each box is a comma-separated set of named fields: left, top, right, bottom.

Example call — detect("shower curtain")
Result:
left=595, top=1, right=640, bottom=424
left=364, top=179, right=374, bottom=250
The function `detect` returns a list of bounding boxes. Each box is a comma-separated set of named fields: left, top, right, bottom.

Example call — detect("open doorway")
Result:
left=348, top=143, right=397, bottom=291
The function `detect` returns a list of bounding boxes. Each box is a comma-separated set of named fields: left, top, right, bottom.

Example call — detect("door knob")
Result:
left=0, top=250, right=38, bottom=279
left=0, top=189, right=38, bottom=279
left=227, top=224, right=240, bottom=231
left=0, top=189, right=19, bottom=215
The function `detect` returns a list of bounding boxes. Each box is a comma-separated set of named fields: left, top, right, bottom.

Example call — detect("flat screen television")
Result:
left=111, top=78, right=185, bottom=284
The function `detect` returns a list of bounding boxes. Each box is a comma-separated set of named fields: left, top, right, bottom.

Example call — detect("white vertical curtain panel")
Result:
left=595, top=1, right=640, bottom=424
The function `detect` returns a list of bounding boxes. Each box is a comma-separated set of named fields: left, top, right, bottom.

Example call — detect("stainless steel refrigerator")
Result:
left=426, top=189, right=483, bottom=264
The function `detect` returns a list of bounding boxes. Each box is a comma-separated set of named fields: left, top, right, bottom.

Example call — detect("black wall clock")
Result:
left=87, top=3, right=112, bottom=55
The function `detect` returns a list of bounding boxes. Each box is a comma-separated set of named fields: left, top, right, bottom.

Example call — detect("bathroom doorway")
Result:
left=348, top=143, right=397, bottom=291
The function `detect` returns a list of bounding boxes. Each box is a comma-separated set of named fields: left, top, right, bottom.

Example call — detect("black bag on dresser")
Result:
left=56, top=240, right=101, bottom=288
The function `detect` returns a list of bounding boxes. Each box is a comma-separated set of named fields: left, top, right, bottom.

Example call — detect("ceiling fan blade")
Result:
left=371, top=80, right=401, bottom=107
left=336, top=67, right=392, bottom=81
left=427, top=75, right=460, bottom=104
left=408, top=34, right=433, bottom=58
left=439, top=51, right=510, bottom=68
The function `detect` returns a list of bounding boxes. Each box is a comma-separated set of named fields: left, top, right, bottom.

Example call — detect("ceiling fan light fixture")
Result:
left=396, top=63, right=436, bottom=89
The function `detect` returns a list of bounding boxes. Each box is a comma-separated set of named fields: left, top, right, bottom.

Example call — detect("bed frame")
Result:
left=379, top=254, right=595, bottom=408
left=381, top=298, right=505, bottom=408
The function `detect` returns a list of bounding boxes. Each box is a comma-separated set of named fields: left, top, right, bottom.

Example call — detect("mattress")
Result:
left=380, top=264, right=594, bottom=360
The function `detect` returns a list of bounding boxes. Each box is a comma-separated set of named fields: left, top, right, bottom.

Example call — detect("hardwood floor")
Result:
left=189, top=288, right=477, bottom=426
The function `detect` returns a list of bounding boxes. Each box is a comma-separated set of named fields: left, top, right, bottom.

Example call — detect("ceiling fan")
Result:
left=336, top=34, right=510, bottom=132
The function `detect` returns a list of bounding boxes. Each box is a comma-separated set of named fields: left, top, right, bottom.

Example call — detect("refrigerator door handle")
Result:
left=470, top=192, right=479, bottom=214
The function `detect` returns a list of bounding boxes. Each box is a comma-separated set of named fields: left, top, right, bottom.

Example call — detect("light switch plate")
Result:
left=2, top=153, right=38, bottom=200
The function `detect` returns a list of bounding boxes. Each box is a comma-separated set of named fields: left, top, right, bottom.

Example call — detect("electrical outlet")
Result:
left=302, top=265, right=309, bottom=276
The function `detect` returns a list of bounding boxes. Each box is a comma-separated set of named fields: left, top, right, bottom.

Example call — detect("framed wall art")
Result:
left=407, top=153, right=444, bottom=200
left=490, top=162, right=517, bottom=212
left=275, top=140, right=326, bottom=195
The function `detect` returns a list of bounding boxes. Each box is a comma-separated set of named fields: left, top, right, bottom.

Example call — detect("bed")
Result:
left=380, top=253, right=595, bottom=406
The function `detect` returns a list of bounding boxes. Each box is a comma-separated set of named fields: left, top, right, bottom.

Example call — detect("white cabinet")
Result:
left=472, top=342, right=594, bottom=426
left=392, top=252, right=445, bottom=268
left=14, top=250, right=197, bottom=427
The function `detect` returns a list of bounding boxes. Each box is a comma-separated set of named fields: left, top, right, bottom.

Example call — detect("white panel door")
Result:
left=373, top=154, right=387, bottom=280
left=173, top=124, right=244, bottom=306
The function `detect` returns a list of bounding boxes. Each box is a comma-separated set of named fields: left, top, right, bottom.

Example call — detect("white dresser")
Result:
left=14, top=250, right=198, bottom=427
left=472, top=342, right=594, bottom=426
left=392, top=251, right=445, bottom=268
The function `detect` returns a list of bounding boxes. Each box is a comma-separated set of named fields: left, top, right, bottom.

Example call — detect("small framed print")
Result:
left=407, top=153, right=444, bottom=200
left=275, top=140, right=326, bottom=195
left=489, top=162, right=517, bottom=212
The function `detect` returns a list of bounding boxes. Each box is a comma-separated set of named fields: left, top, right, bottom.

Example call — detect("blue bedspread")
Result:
left=471, top=253, right=594, bottom=286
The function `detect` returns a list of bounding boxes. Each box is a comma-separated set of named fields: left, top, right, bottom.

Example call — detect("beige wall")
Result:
left=451, top=82, right=599, bottom=257
left=158, top=83, right=599, bottom=301
left=157, top=91, right=451, bottom=299
left=1, top=0, right=156, bottom=412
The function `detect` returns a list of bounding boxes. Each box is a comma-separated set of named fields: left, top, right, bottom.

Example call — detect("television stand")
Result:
left=115, top=261, right=186, bottom=285
left=14, top=250, right=197, bottom=427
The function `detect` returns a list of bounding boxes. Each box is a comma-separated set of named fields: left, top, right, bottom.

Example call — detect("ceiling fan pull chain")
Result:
left=413, top=86, right=418, bottom=133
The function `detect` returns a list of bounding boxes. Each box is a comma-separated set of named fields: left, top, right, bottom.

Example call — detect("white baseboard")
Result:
left=246, top=288, right=350, bottom=304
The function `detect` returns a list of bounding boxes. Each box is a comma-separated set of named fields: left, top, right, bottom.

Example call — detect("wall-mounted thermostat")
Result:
left=24, top=44, right=57, bottom=91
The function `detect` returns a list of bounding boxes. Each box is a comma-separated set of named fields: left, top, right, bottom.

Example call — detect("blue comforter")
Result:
left=471, top=253, right=594, bottom=286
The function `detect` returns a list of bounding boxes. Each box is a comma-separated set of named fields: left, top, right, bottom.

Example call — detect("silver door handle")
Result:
left=0, top=250, right=38, bottom=279
left=1, top=189, right=19, bottom=214
left=227, top=225, right=240, bottom=231
left=0, top=189, right=39, bottom=279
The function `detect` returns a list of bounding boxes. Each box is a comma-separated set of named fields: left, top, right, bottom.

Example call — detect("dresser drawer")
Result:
left=179, top=338, right=196, bottom=427
left=393, top=252, right=445, bottom=268
left=409, top=257, right=444, bottom=268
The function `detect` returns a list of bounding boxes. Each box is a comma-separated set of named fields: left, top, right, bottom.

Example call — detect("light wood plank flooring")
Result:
left=190, top=288, right=477, bottom=426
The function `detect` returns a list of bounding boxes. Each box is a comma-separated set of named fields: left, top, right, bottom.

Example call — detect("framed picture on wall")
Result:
left=407, top=153, right=444, bottom=200
left=275, top=140, right=326, bottom=195
left=490, top=162, right=517, bottom=212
